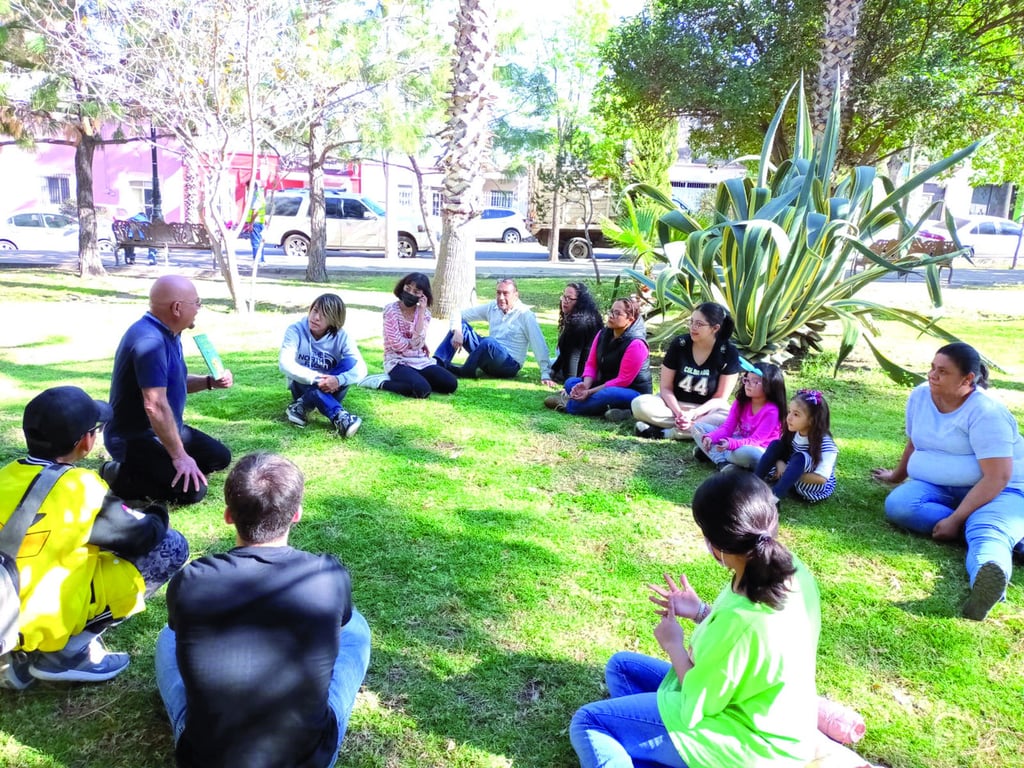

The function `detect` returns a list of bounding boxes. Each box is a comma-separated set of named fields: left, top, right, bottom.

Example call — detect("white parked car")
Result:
left=474, top=207, right=529, bottom=244
left=263, top=190, right=433, bottom=259
left=918, top=215, right=1024, bottom=261
left=0, top=211, right=113, bottom=252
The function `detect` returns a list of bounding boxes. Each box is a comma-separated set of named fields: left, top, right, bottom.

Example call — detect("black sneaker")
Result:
left=332, top=410, right=362, bottom=438
left=634, top=422, right=665, bottom=440
left=286, top=400, right=307, bottom=427
left=692, top=446, right=713, bottom=463
left=29, top=638, right=130, bottom=683
left=0, top=652, right=37, bottom=691
left=961, top=561, right=1007, bottom=621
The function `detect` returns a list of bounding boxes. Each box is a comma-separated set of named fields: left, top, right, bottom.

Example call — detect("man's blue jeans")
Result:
left=155, top=608, right=372, bottom=764
left=562, top=376, right=642, bottom=416
left=884, top=479, right=1024, bottom=587
left=569, top=651, right=687, bottom=768
left=434, top=322, right=520, bottom=379
left=288, top=357, right=359, bottom=421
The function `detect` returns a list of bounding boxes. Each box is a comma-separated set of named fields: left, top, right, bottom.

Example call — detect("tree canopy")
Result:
left=599, top=0, right=1024, bottom=180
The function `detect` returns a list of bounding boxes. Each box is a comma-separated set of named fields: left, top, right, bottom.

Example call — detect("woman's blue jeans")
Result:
left=155, top=608, right=371, bottom=764
left=569, top=651, right=687, bottom=768
left=884, top=479, right=1024, bottom=587
left=562, top=377, right=642, bottom=416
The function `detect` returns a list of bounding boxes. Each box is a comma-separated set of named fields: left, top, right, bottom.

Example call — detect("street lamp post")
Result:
left=150, top=124, right=163, bottom=222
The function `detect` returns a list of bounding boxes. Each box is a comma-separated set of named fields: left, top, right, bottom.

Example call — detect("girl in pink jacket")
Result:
left=692, top=362, right=787, bottom=470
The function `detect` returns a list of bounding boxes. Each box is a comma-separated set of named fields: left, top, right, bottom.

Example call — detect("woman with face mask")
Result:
left=359, top=272, right=458, bottom=398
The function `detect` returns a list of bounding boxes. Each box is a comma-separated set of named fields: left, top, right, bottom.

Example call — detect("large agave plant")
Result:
left=623, top=78, right=986, bottom=385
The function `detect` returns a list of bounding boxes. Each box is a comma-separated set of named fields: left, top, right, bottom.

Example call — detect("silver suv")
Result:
left=264, top=190, right=432, bottom=258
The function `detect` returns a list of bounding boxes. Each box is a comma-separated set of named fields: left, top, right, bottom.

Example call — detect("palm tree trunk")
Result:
left=812, top=0, right=864, bottom=137
left=433, top=0, right=496, bottom=318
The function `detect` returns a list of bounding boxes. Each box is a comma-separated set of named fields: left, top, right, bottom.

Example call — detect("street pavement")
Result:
left=1, top=241, right=1021, bottom=286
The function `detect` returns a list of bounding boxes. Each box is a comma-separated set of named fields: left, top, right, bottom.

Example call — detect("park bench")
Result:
left=851, top=237, right=960, bottom=284
left=111, top=219, right=212, bottom=265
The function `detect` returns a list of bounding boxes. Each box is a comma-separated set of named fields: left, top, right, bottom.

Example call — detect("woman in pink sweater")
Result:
left=692, top=362, right=787, bottom=470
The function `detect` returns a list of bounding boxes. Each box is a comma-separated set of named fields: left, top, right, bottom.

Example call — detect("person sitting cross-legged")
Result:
left=545, top=297, right=652, bottom=417
left=280, top=293, right=367, bottom=438
left=434, top=278, right=555, bottom=385
left=155, top=452, right=371, bottom=768
left=0, top=386, right=188, bottom=690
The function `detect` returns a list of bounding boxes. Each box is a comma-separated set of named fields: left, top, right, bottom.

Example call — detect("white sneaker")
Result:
left=358, top=373, right=389, bottom=389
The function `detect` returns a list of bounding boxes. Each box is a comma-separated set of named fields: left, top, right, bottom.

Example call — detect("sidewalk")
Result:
left=0, top=244, right=631, bottom=280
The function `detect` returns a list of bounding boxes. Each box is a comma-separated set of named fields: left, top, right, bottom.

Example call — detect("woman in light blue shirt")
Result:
left=873, top=342, right=1024, bottom=620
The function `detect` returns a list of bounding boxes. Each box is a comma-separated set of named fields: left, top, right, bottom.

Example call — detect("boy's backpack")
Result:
left=0, top=464, right=71, bottom=655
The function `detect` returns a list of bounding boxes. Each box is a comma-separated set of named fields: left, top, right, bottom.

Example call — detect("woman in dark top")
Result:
left=545, top=297, right=652, bottom=416
left=549, top=282, right=604, bottom=384
left=632, top=301, right=741, bottom=440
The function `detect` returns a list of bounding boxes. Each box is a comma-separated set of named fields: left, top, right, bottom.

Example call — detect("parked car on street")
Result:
left=263, top=189, right=433, bottom=259
left=0, top=211, right=114, bottom=253
left=918, top=215, right=1024, bottom=262
left=474, top=207, right=530, bottom=244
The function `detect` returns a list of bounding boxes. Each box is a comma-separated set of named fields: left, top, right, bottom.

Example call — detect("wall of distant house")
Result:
left=0, top=137, right=186, bottom=222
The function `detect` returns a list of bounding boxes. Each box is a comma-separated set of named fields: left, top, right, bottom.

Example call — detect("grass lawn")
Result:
left=0, top=268, right=1022, bottom=768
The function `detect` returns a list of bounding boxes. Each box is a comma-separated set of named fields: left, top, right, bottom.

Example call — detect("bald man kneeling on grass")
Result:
left=103, top=275, right=233, bottom=506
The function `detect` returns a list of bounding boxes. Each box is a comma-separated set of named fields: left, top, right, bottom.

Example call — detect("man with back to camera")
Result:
left=155, top=452, right=371, bottom=768
left=433, top=278, right=555, bottom=385
left=0, top=386, right=188, bottom=689
left=103, top=274, right=233, bottom=505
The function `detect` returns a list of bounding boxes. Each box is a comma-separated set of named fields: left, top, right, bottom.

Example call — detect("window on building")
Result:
left=398, top=185, right=413, bottom=209
left=43, top=175, right=71, bottom=205
left=127, top=181, right=155, bottom=217
left=431, top=190, right=443, bottom=217
left=489, top=190, right=514, bottom=208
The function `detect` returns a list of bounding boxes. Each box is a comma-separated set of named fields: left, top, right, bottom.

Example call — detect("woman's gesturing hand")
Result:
left=653, top=600, right=684, bottom=653
left=648, top=573, right=701, bottom=621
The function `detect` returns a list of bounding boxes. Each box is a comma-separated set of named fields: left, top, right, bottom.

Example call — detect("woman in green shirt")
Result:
left=569, top=472, right=821, bottom=768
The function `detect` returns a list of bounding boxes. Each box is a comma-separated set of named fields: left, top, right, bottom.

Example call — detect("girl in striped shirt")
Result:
left=755, top=389, right=838, bottom=503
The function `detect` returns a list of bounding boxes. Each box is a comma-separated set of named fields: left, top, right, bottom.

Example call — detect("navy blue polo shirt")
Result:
left=105, top=313, right=187, bottom=460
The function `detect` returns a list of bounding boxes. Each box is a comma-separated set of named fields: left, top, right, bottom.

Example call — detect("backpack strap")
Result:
left=0, top=463, right=73, bottom=559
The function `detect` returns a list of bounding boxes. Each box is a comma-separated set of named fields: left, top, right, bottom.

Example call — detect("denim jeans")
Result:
left=884, top=479, right=1024, bottom=586
left=569, top=651, right=688, bottom=768
left=434, top=322, right=520, bottom=379
left=156, top=608, right=371, bottom=764
left=562, top=377, right=642, bottom=416
left=690, top=422, right=766, bottom=469
left=288, top=357, right=359, bottom=421
left=755, top=439, right=805, bottom=499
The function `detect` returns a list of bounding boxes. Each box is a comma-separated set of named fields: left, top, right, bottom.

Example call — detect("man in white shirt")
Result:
left=434, top=279, right=554, bottom=385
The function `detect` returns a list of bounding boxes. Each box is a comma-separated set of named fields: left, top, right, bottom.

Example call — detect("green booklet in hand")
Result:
left=193, top=333, right=225, bottom=379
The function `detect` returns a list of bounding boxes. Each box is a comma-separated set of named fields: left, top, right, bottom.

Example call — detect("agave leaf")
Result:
left=624, top=182, right=676, bottom=210
left=814, top=71, right=842, bottom=183
left=793, top=72, right=814, bottom=163
left=863, top=337, right=925, bottom=386
left=831, top=309, right=862, bottom=375
left=759, top=80, right=799, bottom=186
left=863, top=138, right=989, bottom=222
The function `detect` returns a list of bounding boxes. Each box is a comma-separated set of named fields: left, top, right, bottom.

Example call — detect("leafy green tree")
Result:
left=14, top=0, right=322, bottom=311
left=600, top=0, right=1024, bottom=176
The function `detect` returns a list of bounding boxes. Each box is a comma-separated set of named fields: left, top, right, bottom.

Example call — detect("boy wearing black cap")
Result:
left=0, top=386, right=189, bottom=689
